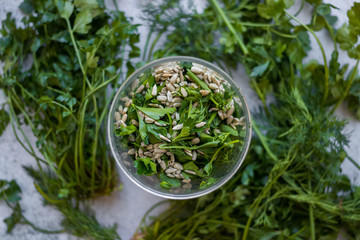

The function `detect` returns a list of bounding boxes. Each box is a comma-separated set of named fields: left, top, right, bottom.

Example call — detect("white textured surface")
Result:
left=0, top=1, right=359, bottom=240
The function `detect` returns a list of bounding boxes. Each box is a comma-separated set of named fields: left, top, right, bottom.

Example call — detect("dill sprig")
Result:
left=137, top=0, right=360, bottom=239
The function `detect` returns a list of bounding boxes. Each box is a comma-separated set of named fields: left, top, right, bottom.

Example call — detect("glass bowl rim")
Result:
left=107, top=56, right=252, bottom=200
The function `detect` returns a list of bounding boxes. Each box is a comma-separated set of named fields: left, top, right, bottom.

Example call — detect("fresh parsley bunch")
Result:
left=0, top=0, right=139, bottom=238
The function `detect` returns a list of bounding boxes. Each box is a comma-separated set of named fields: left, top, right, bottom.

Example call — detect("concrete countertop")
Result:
left=0, top=0, right=359, bottom=239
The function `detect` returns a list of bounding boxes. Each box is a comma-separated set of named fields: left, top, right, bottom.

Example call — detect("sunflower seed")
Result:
left=179, top=71, right=184, bottom=82
left=197, top=150, right=205, bottom=155
left=226, top=115, right=234, bottom=125
left=123, top=107, right=128, bottom=114
left=121, top=114, right=128, bottom=122
left=155, top=68, right=164, bottom=74
left=230, top=123, right=236, bottom=129
left=144, top=152, right=152, bottom=157
left=226, top=106, right=235, bottom=118
left=191, top=137, right=200, bottom=145
left=190, top=83, right=198, bottom=89
left=155, top=121, right=166, bottom=127
left=125, top=99, right=132, bottom=108
left=180, top=87, right=188, bottom=97
left=214, top=128, right=221, bottom=134
left=218, top=111, right=225, bottom=120
left=208, top=83, right=219, bottom=90
left=239, top=116, right=246, bottom=125
left=191, top=66, right=202, bottom=74
left=127, top=148, right=135, bottom=155
left=172, top=123, right=183, bottom=130
left=145, top=117, right=155, bottom=123
left=119, top=120, right=127, bottom=127
left=121, top=96, right=130, bottom=102
left=162, top=73, right=172, bottom=78
left=138, top=111, right=144, bottom=120
left=184, top=149, right=193, bottom=157
left=170, top=73, right=178, bottom=84
left=159, top=161, right=166, bottom=170
left=172, top=120, right=177, bottom=126
left=157, top=95, right=167, bottom=102
left=173, top=162, right=184, bottom=170
left=136, top=85, right=144, bottom=94
left=115, top=112, right=121, bottom=121
left=151, top=84, right=157, bottom=96
left=165, top=168, right=177, bottom=174
left=131, top=79, right=139, bottom=90
left=148, top=103, right=163, bottom=108
left=159, top=134, right=171, bottom=142
left=210, top=107, right=219, bottom=112
left=175, top=112, right=180, bottom=120
left=167, top=91, right=173, bottom=102
left=173, top=97, right=182, bottom=103
left=184, top=170, right=197, bottom=175
left=129, top=134, right=136, bottom=142
left=118, top=105, right=123, bottom=112
left=146, top=144, right=153, bottom=150
left=182, top=179, right=191, bottom=184
left=182, top=183, right=192, bottom=188
left=195, top=122, right=206, bottom=128
left=199, top=90, right=211, bottom=96
left=192, top=151, right=197, bottom=160
left=175, top=174, right=182, bottom=178
left=173, top=103, right=182, bottom=108
left=167, top=173, right=175, bottom=178
left=166, top=83, right=175, bottom=92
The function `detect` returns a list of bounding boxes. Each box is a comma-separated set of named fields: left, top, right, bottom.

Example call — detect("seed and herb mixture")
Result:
left=114, top=61, right=247, bottom=189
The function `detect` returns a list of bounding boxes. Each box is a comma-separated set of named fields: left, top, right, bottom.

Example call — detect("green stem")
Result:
left=294, top=0, right=305, bottom=17
left=65, top=18, right=88, bottom=100
left=210, top=140, right=240, bottom=164
left=284, top=10, right=329, bottom=104
left=210, top=0, right=249, bottom=55
left=143, top=27, right=154, bottom=61
left=147, top=30, right=166, bottom=61
left=187, top=70, right=211, bottom=91
left=252, top=120, right=278, bottom=162
left=331, top=59, right=359, bottom=113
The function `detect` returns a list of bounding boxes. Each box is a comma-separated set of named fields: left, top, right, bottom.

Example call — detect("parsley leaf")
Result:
left=135, top=106, right=176, bottom=120
left=133, top=158, right=157, bottom=176
left=159, top=173, right=181, bottom=189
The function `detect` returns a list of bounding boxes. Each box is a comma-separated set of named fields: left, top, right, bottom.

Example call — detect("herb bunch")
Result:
left=136, top=0, right=360, bottom=239
left=0, top=0, right=139, bottom=237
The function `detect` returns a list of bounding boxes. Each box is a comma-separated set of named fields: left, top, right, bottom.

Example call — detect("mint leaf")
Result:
left=135, top=106, right=176, bottom=120
left=0, top=180, right=21, bottom=203
left=203, top=163, right=213, bottom=176
left=137, top=112, right=149, bottom=144
left=134, top=158, right=157, bottom=176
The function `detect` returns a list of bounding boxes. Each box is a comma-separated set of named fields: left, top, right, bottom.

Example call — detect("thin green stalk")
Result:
left=143, top=27, right=154, bottom=61
left=90, top=97, right=99, bottom=196
left=210, top=0, right=249, bottom=55
left=270, top=28, right=297, bottom=39
left=251, top=120, right=278, bottom=162
left=309, top=203, right=316, bottom=240
left=285, top=10, right=329, bottom=104
left=65, top=18, right=89, bottom=101
left=331, top=59, right=359, bottom=113
left=147, top=30, right=166, bottom=61
left=294, top=0, right=305, bottom=17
